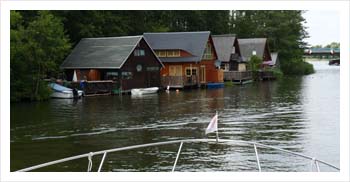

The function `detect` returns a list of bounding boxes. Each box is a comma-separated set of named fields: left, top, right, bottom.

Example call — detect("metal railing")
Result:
left=16, top=139, right=339, bottom=172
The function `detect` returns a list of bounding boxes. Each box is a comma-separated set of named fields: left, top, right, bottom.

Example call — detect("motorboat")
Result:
left=49, top=83, right=83, bottom=99
left=15, top=138, right=339, bottom=172
left=131, top=87, right=159, bottom=95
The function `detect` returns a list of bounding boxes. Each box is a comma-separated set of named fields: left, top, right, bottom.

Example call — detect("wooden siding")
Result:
left=159, top=35, right=223, bottom=87
left=263, top=42, right=272, bottom=62
left=119, top=38, right=162, bottom=91
left=64, top=38, right=162, bottom=92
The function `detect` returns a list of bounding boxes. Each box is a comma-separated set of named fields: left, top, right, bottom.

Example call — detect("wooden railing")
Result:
left=161, top=75, right=198, bottom=88
left=224, top=71, right=252, bottom=81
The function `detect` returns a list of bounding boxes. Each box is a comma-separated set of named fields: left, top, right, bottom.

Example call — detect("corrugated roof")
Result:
left=143, top=31, right=210, bottom=63
left=212, top=35, right=236, bottom=63
left=60, top=36, right=142, bottom=69
left=238, top=38, right=267, bottom=62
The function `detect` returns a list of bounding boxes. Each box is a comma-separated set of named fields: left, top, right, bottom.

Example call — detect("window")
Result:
left=167, top=50, right=180, bottom=57
left=146, top=67, right=159, bottom=71
left=122, top=72, right=133, bottom=79
left=202, top=43, right=213, bottom=60
left=191, top=69, right=197, bottom=76
left=185, top=67, right=197, bottom=76
left=134, top=49, right=145, bottom=56
left=155, top=50, right=167, bottom=57
left=186, top=69, right=191, bottom=76
left=105, top=72, right=119, bottom=80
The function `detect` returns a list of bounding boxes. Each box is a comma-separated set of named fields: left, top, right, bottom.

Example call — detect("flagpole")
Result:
left=216, top=111, right=219, bottom=143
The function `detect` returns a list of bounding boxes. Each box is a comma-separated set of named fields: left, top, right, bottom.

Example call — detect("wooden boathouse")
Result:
left=238, top=38, right=272, bottom=81
left=60, top=36, right=164, bottom=95
left=212, top=34, right=252, bottom=84
left=144, top=31, right=223, bottom=89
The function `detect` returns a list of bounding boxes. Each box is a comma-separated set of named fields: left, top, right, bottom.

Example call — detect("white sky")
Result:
left=302, top=10, right=340, bottom=47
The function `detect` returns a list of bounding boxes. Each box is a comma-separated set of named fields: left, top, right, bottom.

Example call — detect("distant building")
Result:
left=212, top=34, right=244, bottom=71
left=144, top=31, right=223, bottom=88
left=60, top=36, right=164, bottom=92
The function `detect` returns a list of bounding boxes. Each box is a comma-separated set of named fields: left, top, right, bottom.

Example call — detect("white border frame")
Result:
left=1, top=1, right=349, bottom=181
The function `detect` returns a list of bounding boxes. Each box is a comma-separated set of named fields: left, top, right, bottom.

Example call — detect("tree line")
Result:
left=311, top=42, right=340, bottom=48
left=10, top=10, right=313, bottom=101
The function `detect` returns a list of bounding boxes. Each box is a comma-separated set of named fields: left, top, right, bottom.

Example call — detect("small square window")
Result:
left=134, top=49, right=145, bottom=56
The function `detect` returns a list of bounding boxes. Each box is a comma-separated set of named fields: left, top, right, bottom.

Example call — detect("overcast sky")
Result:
left=302, top=10, right=340, bottom=47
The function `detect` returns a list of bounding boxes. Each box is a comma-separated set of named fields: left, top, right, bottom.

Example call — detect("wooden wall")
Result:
left=120, top=38, right=162, bottom=91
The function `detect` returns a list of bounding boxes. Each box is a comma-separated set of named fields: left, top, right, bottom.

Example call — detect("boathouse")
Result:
left=60, top=36, right=164, bottom=94
left=238, top=38, right=272, bottom=63
left=212, top=35, right=253, bottom=84
left=144, top=31, right=223, bottom=88
left=212, top=34, right=242, bottom=71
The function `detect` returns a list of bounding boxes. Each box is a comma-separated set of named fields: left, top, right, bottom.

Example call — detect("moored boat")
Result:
left=49, top=83, right=83, bottom=99
left=329, top=59, right=340, bottom=66
left=131, top=87, right=159, bottom=95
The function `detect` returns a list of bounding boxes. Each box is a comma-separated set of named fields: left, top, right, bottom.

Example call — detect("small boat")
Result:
left=49, top=83, right=83, bottom=99
left=232, top=79, right=253, bottom=85
left=329, top=59, right=340, bottom=66
left=131, top=87, right=159, bottom=95
left=206, top=82, right=224, bottom=89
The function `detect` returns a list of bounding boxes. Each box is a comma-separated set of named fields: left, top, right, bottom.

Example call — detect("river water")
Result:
left=10, top=61, right=339, bottom=172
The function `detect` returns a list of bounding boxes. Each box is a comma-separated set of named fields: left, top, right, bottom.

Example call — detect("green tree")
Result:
left=312, top=45, right=323, bottom=48
left=11, top=11, right=71, bottom=101
left=325, top=42, right=340, bottom=48
left=232, top=10, right=313, bottom=75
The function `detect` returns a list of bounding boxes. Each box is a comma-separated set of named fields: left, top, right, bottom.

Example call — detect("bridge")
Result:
left=304, top=48, right=340, bottom=58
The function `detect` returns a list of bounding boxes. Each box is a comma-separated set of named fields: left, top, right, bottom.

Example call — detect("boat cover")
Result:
left=49, top=83, right=72, bottom=92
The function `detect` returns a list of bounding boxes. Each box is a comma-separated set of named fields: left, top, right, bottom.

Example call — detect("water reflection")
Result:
left=10, top=61, right=339, bottom=172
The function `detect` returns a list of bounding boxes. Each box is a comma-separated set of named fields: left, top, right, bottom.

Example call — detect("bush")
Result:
left=248, top=55, right=263, bottom=71
left=281, top=58, right=315, bottom=75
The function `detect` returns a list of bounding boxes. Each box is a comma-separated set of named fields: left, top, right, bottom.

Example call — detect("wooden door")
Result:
left=200, top=66, right=206, bottom=83
left=169, top=65, right=182, bottom=76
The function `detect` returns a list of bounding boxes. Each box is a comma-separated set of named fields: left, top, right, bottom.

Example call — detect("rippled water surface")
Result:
left=10, top=61, right=339, bottom=172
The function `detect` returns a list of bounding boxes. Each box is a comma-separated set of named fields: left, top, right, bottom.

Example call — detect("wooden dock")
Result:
left=259, top=71, right=276, bottom=80
left=224, top=71, right=253, bottom=83
left=161, top=75, right=199, bottom=89
left=70, top=80, right=116, bottom=96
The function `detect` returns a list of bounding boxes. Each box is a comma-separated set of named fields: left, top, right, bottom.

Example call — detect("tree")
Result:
left=11, top=11, right=71, bottom=101
left=325, top=42, right=340, bottom=48
left=312, top=45, right=323, bottom=48
left=231, top=10, right=313, bottom=75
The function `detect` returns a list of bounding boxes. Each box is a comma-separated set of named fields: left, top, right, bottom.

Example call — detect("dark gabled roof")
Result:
left=61, top=36, right=143, bottom=69
left=212, top=35, right=237, bottom=63
left=143, top=31, right=211, bottom=63
left=238, top=38, right=267, bottom=62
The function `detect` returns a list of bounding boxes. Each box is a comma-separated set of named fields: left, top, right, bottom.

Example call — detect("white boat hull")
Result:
left=131, top=87, right=159, bottom=95
left=51, top=90, right=83, bottom=99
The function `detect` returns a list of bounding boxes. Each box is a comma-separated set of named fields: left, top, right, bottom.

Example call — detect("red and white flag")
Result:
left=205, top=113, right=218, bottom=135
